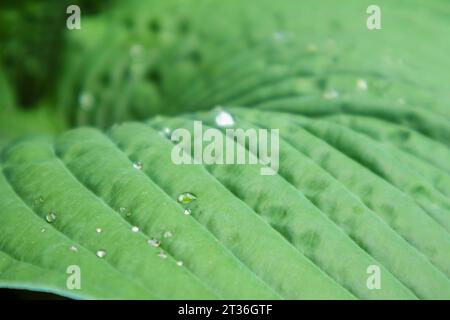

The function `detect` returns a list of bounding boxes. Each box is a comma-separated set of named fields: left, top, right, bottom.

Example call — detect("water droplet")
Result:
left=323, top=89, right=339, bottom=100
left=69, top=245, right=78, bottom=252
left=176, top=260, right=183, bottom=266
left=133, top=161, right=144, bottom=170
left=159, top=127, right=172, bottom=139
left=78, top=92, right=95, bottom=111
left=214, top=107, right=235, bottom=127
left=157, top=251, right=167, bottom=259
left=356, top=79, right=368, bottom=91
left=177, top=192, right=197, bottom=204
left=45, top=211, right=57, bottom=223
left=96, top=227, right=102, bottom=233
left=33, top=196, right=44, bottom=207
left=96, top=250, right=107, bottom=258
left=131, top=226, right=140, bottom=233
left=147, top=238, right=161, bottom=247
left=183, top=209, right=192, bottom=215
left=40, top=227, right=46, bottom=233
left=119, top=207, right=132, bottom=216
left=163, top=231, right=173, bottom=238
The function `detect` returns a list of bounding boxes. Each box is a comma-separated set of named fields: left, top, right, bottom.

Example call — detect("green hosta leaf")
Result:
left=2, top=0, right=450, bottom=301
left=58, top=0, right=450, bottom=128
left=1, top=106, right=450, bottom=299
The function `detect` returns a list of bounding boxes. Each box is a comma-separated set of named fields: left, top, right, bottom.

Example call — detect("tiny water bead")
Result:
left=323, top=89, right=339, bottom=100
left=33, top=196, right=44, bottom=207
left=356, top=79, right=368, bottom=91
left=78, top=92, right=95, bottom=111
left=183, top=209, right=192, bottom=216
left=119, top=206, right=132, bottom=217
left=96, top=250, right=107, bottom=258
left=96, top=227, right=102, bottom=233
left=133, top=161, right=144, bottom=170
left=131, top=226, right=140, bottom=233
left=69, top=245, right=78, bottom=252
left=163, top=231, right=173, bottom=238
left=214, top=108, right=235, bottom=127
left=40, top=227, right=46, bottom=233
left=176, top=261, right=184, bottom=267
left=147, top=238, right=161, bottom=247
left=157, top=251, right=167, bottom=259
left=45, top=211, right=57, bottom=223
left=177, top=192, right=197, bottom=204
left=159, top=127, right=172, bottom=139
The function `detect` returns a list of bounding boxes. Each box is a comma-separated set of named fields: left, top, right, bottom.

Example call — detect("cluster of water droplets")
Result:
left=356, top=78, right=368, bottom=91
left=44, top=194, right=189, bottom=266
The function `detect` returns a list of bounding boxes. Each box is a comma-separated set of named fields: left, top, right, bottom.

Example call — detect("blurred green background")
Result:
left=1, top=0, right=449, bottom=145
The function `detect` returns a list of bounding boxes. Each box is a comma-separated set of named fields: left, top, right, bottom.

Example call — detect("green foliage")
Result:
left=0, top=0, right=449, bottom=299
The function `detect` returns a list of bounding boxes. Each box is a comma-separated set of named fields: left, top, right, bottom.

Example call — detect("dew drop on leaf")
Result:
left=119, top=207, right=132, bottom=217
left=177, top=192, right=197, bottom=204
left=69, top=245, right=78, bottom=252
left=159, top=127, right=172, bottom=139
left=45, top=211, right=57, bottom=223
left=33, top=196, right=44, bottom=207
left=40, top=227, right=46, bottom=233
left=163, top=231, right=173, bottom=238
left=356, top=79, right=368, bottom=91
left=96, top=250, right=107, bottom=258
left=157, top=251, right=167, bottom=259
left=131, top=226, right=140, bottom=233
left=96, top=227, right=102, bottom=233
left=147, top=238, right=161, bottom=247
left=183, top=209, right=192, bottom=215
left=214, top=107, right=235, bottom=127
left=133, top=161, right=144, bottom=170
left=176, top=261, right=183, bottom=266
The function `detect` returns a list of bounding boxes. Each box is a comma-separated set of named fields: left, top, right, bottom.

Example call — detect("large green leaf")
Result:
left=1, top=105, right=450, bottom=299
left=1, top=0, right=450, bottom=300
